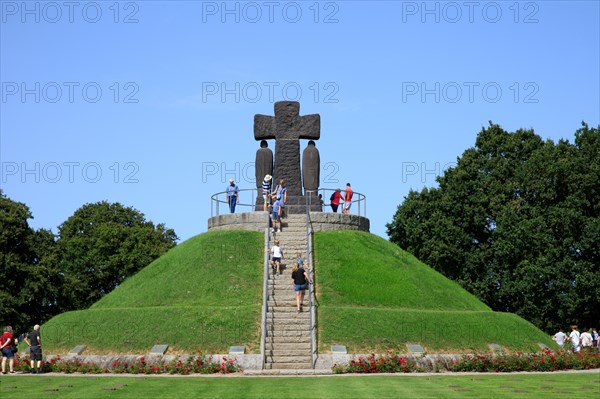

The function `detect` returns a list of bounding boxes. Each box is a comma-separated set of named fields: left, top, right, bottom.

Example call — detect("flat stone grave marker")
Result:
left=538, top=343, right=550, bottom=350
left=488, top=343, right=503, bottom=353
left=331, top=345, right=347, bottom=354
left=229, top=346, right=245, bottom=355
left=68, top=345, right=86, bottom=355
left=149, top=344, right=169, bottom=355
left=406, top=343, right=424, bottom=355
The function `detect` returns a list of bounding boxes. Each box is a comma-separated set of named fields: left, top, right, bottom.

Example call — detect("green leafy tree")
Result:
left=0, top=191, right=62, bottom=334
left=57, top=201, right=178, bottom=310
left=387, top=122, right=600, bottom=333
left=0, top=190, right=34, bottom=331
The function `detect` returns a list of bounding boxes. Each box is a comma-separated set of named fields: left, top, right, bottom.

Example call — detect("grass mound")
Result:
left=43, top=229, right=554, bottom=355
left=314, top=231, right=554, bottom=353
left=43, top=231, right=264, bottom=354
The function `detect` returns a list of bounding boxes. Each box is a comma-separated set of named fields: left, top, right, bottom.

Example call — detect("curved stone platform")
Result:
left=208, top=212, right=370, bottom=233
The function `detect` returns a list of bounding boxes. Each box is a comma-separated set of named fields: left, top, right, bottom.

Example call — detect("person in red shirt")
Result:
left=0, top=326, right=16, bottom=374
left=342, top=183, right=353, bottom=215
left=330, top=189, right=342, bottom=213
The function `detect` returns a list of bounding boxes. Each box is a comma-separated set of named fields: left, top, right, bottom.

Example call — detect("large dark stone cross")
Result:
left=254, top=101, right=320, bottom=197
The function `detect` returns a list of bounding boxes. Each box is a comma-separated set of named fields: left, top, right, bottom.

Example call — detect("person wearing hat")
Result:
left=226, top=178, right=239, bottom=213
left=261, top=174, right=272, bottom=212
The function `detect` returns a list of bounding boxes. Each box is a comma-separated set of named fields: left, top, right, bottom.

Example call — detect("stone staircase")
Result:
left=264, top=214, right=313, bottom=370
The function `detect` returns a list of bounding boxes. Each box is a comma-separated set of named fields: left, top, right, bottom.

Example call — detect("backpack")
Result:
left=10, top=335, right=18, bottom=353
left=330, top=193, right=335, bottom=201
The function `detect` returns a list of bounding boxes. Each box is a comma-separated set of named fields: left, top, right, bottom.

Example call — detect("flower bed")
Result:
left=333, top=348, right=600, bottom=374
left=12, top=350, right=240, bottom=375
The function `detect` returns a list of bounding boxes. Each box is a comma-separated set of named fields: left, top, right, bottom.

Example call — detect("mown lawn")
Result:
left=43, top=231, right=264, bottom=354
left=0, top=372, right=597, bottom=399
left=314, top=231, right=555, bottom=353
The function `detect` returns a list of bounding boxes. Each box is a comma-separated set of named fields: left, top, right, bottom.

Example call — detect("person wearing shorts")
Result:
left=261, top=174, right=272, bottom=212
left=270, top=239, right=283, bottom=276
left=0, top=326, right=15, bottom=374
left=25, top=324, right=42, bottom=374
left=342, top=183, right=353, bottom=214
left=291, top=260, right=312, bottom=313
left=272, top=199, right=282, bottom=232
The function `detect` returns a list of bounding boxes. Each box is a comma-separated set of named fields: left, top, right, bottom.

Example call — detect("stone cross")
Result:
left=254, top=101, right=320, bottom=196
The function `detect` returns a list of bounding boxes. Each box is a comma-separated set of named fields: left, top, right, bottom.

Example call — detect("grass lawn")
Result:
left=0, top=372, right=597, bottom=398
left=43, top=231, right=264, bottom=354
left=314, top=231, right=555, bottom=353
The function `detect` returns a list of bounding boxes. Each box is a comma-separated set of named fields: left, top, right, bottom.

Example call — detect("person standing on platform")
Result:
left=342, top=183, right=353, bottom=214
left=262, top=175, right=272, bottom=212
left=226, top=178, right=239, bottom=213
left=330, top=189, right=342, bottom=213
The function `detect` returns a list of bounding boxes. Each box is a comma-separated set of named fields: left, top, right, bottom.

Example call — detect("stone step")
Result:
left=264, top=362, right=313, bottom=370
left=266, top=318, right=310, bottom=324
left=267, top=318, right=311, bottom=325
left=268, top=307, right=312, bottom=314
left=266, top=355, right=312, bottom=364
left=266, top=336, right=310, bottom=344
left=244, top=369, right=332, bottom=376
left=271, top=285, right=311, bottom=291
left=266, top=342, right=311, bottom=351
left=268, top=300, right=307, bottom=307
left=267, top=322, right=310, bottom=336
left=266, top=349, right=311, bottom=357
left=267, top=312, right=310, bottom=319
left=266, top=325, right=311, bottom=333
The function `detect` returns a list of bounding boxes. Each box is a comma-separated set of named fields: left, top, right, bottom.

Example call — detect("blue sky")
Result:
left=1, top=0, right=599, bottom=242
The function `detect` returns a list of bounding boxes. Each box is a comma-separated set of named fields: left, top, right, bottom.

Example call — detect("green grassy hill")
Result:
left=42, top=229, right=554, bottom=355
left=43, top=231, right=264, bottom=354
left=314, top=231, right=554, bottom=353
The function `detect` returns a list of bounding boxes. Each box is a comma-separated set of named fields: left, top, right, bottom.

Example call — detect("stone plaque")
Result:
left=488, top=343, right=503, bottom=353
left=229, top=346, right=245, bottom=355
left=406, top=343, right=425, bottom=355
left=149, top=344, right=169, bottom=355
left=68, top=345, right=86, bottom=355
left=331, top=345, right=347, bottom=354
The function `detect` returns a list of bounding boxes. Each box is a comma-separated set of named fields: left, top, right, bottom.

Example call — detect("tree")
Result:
left=0, top=190, right=34, bottom=331
left=0, top=191, right=62, bottom=334
left=57, top=201, right=179, bottom=310
left=387, top=122, right=600, bottom=333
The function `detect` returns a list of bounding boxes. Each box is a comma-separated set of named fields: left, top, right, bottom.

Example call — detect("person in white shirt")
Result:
left=580, top=328, right=593, bottom=348
left=552, top=329, right=567, bottom=349
left=569, top=325, right=581, bottom=352
left=270, top=240, right=284, bottom=276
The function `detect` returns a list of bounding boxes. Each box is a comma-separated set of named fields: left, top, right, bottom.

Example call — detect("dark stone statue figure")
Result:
left=302, top=140, right=320, bottom=193
left=255, top=140, right=273, bottom=189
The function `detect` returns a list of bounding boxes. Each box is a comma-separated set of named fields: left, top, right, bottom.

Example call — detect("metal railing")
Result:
left=210, top=188, right=258, bottom=217
left=315, top=188, right=367, bottom=218
left=211, top=188, right=367, bottom=218
left=260, top=212, right=271, bottom=370
left=305, top=195, right=317, bottom=369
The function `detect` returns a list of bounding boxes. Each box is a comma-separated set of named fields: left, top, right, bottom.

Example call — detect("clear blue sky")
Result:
left=1, top=1, right=599, bottom=242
